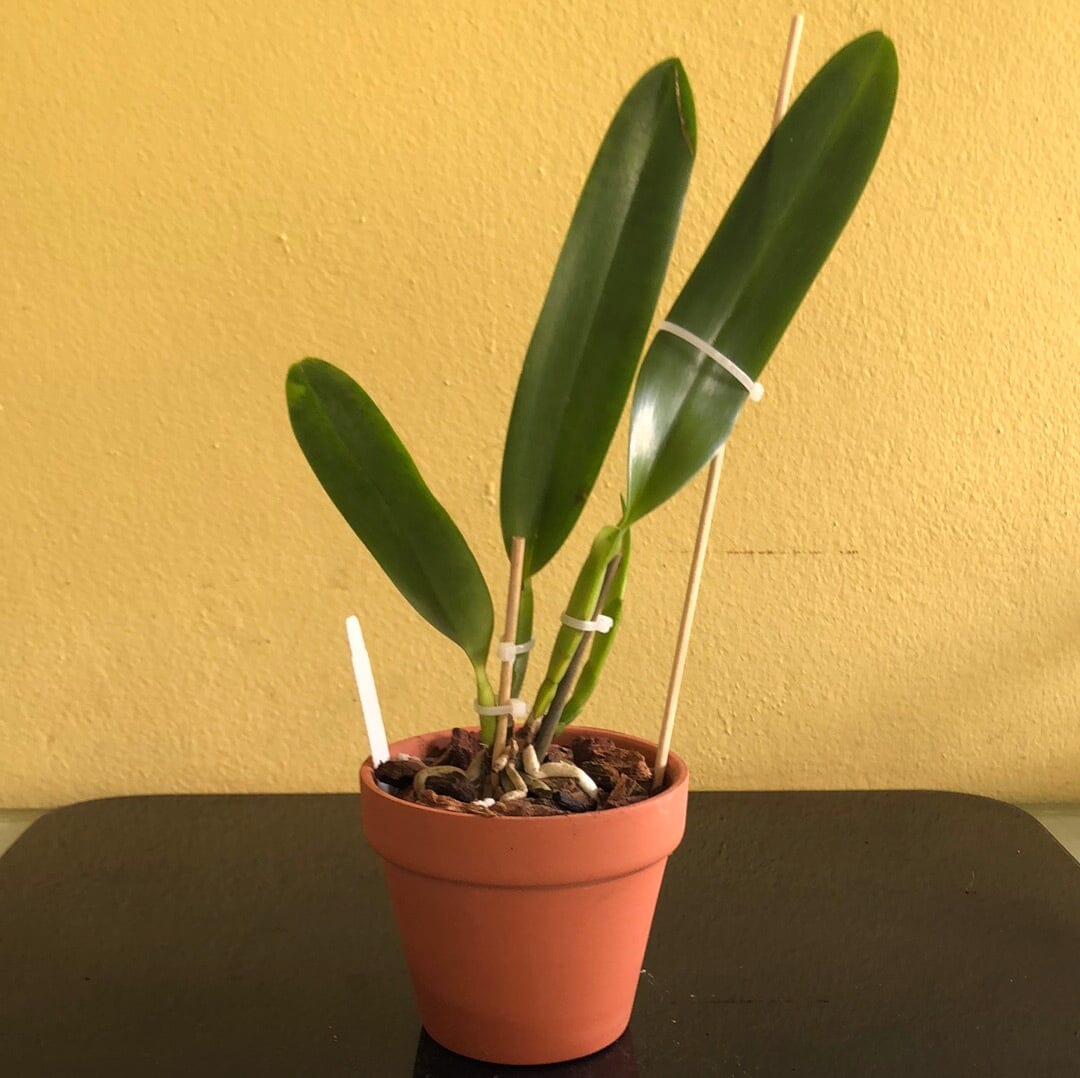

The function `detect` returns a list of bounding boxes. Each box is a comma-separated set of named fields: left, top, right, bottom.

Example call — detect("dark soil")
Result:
left=571, top=736, right=652, bottom=805
left=423, top=770, right=477, bottom=802
left=427, top=727, right=481, bottom=770
left=373, top=757, right=424, bottom=790
left=374, top=731, right=657, bottom=816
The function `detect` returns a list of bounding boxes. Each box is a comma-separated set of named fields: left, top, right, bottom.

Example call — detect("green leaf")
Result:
left=287, top=358, right=494, bottom=667
left=501, top=58, right=696, bottom=574
left=625, top=32, right=898, bottom=523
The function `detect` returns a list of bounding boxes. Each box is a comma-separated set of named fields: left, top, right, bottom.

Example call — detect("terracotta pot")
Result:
left=360, top=726, right=689, bottom=1065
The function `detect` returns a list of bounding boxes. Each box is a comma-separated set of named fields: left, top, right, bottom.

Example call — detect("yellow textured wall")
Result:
left=2, top=2, right=1077, bottom=806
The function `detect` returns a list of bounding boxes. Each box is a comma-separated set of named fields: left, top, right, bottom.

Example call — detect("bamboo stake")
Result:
left=771, top=14, right=805, bottom=130
left=652, top=14, right=804, bottom=792
left=491, top=536, right=526, bottom=769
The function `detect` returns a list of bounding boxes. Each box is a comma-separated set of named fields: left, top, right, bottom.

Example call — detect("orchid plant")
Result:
left=286, top=33, right=897, bottom=805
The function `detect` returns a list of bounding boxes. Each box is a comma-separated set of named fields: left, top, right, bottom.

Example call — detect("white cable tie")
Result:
left=473, top=699, right=528, bottom=719
left=560, top=612, right=614, bottom=634
left=495, top=637, right=535, bottom=664
left=657, top=321, right=764, bottom=401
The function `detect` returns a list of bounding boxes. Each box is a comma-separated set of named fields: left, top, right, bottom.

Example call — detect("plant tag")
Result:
left=345, top=615, right=390, bottom=768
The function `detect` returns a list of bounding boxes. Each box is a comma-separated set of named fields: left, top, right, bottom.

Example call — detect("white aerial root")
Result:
left=502, top=763, right=528, bottom=797
left=521, top=744, right=542, bottom=778
left=539, top=761, right=599, bottom=801
left=410, top=747, right=599, bottom=807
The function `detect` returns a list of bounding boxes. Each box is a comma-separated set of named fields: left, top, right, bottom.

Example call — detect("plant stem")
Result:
left=511, top=577, right=534, bottom=696
left=475, top=665, right=497, bottom=745
left=526, top=525, right=623, bottom=731
left=532, top=552, right=622, bottom=762
left=491, top=537, right=526, bottom=771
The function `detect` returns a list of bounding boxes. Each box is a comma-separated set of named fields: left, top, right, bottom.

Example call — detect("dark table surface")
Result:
left=1, top=791, right=1078, bottom=1077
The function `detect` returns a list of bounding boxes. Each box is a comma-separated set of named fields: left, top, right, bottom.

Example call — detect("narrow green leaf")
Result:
left=625, top=32, right=898, bottom=523
left=287, top=358, right=494, bottom=666
left=501, top=58, right=696, bottom=574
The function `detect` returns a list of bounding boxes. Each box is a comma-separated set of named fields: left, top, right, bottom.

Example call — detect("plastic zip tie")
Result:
left=473, top=699, right=528, bottom=719
left=496, top=637, right=535, bottom=664
left=560, top=612, right=614, bottom=634
left=657, top=321, right=764, bottom=401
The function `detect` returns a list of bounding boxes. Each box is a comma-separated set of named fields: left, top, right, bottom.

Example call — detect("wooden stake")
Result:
left=491, top=536, right=526, bottom=767
left=652, top=14, right=804, bottom=792
left=771, top=14, right=805, bottom=131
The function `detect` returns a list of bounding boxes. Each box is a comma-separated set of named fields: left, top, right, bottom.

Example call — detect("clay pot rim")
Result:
left=360, top=725, right=689, bottom=823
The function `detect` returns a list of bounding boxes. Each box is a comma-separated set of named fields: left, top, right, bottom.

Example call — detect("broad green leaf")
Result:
left=501, top=58, right=696, bottom=575
left=287, top=358, right=494, bottom=667
left=625, top=32, right=898, bottom=523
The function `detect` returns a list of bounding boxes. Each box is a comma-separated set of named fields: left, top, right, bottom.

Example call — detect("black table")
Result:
left=1, top=792, right=1078, bottom=1076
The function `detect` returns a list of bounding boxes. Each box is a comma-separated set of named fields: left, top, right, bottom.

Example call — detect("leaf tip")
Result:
left=285, top=360, right=307, bottom=404
left=667, top=57, right=697, bottom=155
left=851, top=30, right=899, bottom=82
left=286, top=357, right=326, bottom=406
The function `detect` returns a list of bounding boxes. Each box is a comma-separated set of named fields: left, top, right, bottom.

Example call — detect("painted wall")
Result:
left=2, top=1, right=1076, bottom=806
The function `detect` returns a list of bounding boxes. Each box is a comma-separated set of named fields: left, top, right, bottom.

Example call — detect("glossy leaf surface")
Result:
left=501, top=59, right=696, bottom=573
left=287, top=359, right=494, bottom=666
left=625, top=32, right=898, bottom=522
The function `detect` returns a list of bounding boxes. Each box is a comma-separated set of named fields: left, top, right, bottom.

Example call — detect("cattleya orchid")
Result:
left=287, top=33, right=897, bottom=810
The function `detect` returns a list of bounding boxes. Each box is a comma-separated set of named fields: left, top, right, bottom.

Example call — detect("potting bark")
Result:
left=373, top=730, right=657, bottom=816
